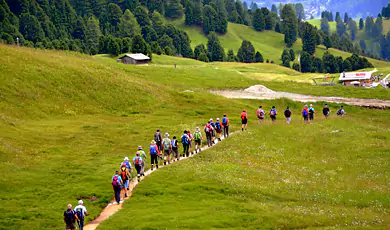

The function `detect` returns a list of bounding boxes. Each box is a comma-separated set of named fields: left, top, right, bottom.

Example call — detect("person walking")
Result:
left=204, top=121, right=213, bottom=147
left=209, top=119, right=216, bottom=140
left=284, top=106, right=292, bottom=124
left=133, top=152, right=143, bottom=182
left=137, top=146, right=147, bottom=176
left=193, top=127, right=203, bottom=153
left=64, top=204, right=79, bottom=230
left=120, top=163, right=131, bottom=196
left=241, top=109, right=248, bottom=131
left=256, top=106, right=265, bottom=123
left=337, top=105, right=346, bottom=118
left=111, top=171, right=122, bottom=204
left=187, top=130, right=194, bottom=154
left=181, top=130, right=190, bottom=157
left=162, top=133, right=172, bottom=165
left=222, top=114, right=229, bottom=138
left=302, top=104, right=309, bottom=124
left=74, top=200, right=89, bottom=230
left=323, top=104, right=331, bottom=119
left=214, top=118, right=222, bottom=141
left=120, top=157, right=131, bottom=174
left=149, top=140, right=160, bottom=170
left=171, top=136, right=180, bottom=161
left=269, top=106, right=277, bottom=122
left=154, top=129, right=163, bottom=158
left=309, top=104, right=315, bottom=122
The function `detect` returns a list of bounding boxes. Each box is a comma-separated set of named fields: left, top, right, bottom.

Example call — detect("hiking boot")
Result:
left=156, top=165, right=159, bottom=169
left=125, top=193, right=127, bottom=198
left=168, top=161, right=170, bottom=164
left=164, top=161, right=166, bottom=165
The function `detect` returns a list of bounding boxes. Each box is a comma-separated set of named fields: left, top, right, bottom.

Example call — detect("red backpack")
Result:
left=121, top=167, right=128, bottom=181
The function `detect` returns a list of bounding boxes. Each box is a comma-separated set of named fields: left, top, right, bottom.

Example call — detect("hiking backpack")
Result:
left=222, top=117, right=228, bottom=126
left=163, top=138, right=170, bottom=150
left=284, top=109, right=291, bottom=117
left=309, top=108, right=314, bottom=114
left=215, top=122, right=221, bottom=130
left=121, top=167, right=128, bottom=181
left=181, top=134, right=189, bottom=144
left=302, top=109, right=308, bottom=117
left=171, top=140, right=177, bottom=148
left=64, top=209, right=75, bottom=224
left=194, top=132, right=201, bottom=140
left=337, top=109, right=342, bottom=115
left=75, top=207, right=84, bottom=221
left=150, top=145, right=157, bottom=154
left=112, top=176, right=120, bottom=187
left=241, top=113, right=247, bottom=120
left=270, top=109, right=275, bottom=116
left=134, top=157, right=141, bottom=166
left=154, top=132, right=161, bottom=142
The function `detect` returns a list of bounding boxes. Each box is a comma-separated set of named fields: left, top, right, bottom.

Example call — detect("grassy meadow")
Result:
left=0, top=44, right=389, bottom=229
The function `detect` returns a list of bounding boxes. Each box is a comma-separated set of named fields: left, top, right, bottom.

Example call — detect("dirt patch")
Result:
left=212, top=85, right=390, bottom=109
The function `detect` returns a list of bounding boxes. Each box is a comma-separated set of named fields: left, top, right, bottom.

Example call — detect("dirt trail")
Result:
left=83, top=135, right=231, bottom=230
left=212, top=85, right=390, bottom=108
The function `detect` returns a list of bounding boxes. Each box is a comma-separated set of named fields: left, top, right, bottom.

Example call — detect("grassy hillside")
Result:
left=307, top=19, right=337, bottom=32
left=168, top=18, right=388, bottom=68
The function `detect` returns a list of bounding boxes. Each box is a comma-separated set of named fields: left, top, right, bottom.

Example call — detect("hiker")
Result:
left=162, top=133, right=172, bottom=165
left=64, top=204, right=79, bottom=230
left=323, top=104, right=331, bottom=119
left=337, top=106, right=346, bottom=118
left=222, top=114, right=229, bottom=138
left=120, top=163, right=130, bottom=197
left=112, top=171, right=122, bottom=204
left=215, top=118, right=222, bottom=141
left=204, top=121, right=213, bottom=147
left=193, top=127, right=203, bottom=153
left=309, top=104, right=315, bottom=122
left=120, top=157, right=132, bottom=173
left=137, top=146, right=147, bottom=176
left=154, top=129, right=163, bottom=154
left=269, top=106, right=277, bottom=122
left=133, top=152, right=143, bottom=182
left=149, top=140, right=160, bottom=171
left=171, top=136, right=180, bottom=161
left=256, top=106, right=265, bottom=122
left=181, top=130, right=190, bottom=157
left=302, top=104, right=309, bottom=123
left=74, top=200, right=88, bottom=230
left=241, top=109, right=248, bottom=131
left=284, top=106, right=292, bottom=124
left=187, top=129, right=194, bottom=153
left=210, top=118, right=215, bottom=139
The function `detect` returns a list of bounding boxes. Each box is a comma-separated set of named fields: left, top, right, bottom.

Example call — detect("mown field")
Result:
left=0, top=44, right=389, bottom=229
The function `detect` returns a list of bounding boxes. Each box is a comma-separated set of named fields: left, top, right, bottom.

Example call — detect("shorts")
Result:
left=156, top=141, right=162, bottom=150
left=216, top=129, right=221, bottom=134
left=172, top=148, right=178, bottom=157
left=303, top=116, right=308, bottom=121
left=258, top=116, right=264, bottom=120
left=123, top=179, right=129, bottom=189
left=66, top=223, right=76, bottom=230
left=195, top=139, right=201, bottom=145
left=270, top=115, right=276, bottom=121
left=286, top=117, right=291, bottom=123
left=309, top=114, right=314, bottom=120
left=241, top=119, right=247, bottom=124
left=163, top=149, right=170, bottom=156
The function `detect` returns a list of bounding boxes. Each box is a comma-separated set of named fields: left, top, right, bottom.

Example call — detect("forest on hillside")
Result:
left=0, top=0, right=389, bottom=73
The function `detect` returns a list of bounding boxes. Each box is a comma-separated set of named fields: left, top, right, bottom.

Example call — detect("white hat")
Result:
left=78, top=200, right=83, bottom=205
left=124, top=157, right=129, bottom=161
left=217, top=118, right=220, bottom=121
left=310, top=104, right=313, bottom=107
left=210, top=118, right=213, bottom=121
left=196, top=127, right=199, bottom=131
left=165, top=132, right=169, bottom=137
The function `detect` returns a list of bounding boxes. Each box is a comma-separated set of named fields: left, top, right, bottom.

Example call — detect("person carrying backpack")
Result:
left=214, top=118, right=222, bottom=141
left=284, top=106, right=292, bottom=124
left=120, top=157, right=132, bottom=174
left=241, top=109, right=248, bottom=131
left=162, top=133, right=172, bottom=165
left=64, top=204, right=79, bottom=230
left=171, top=136, right=180, bottom=161
left=181, top=130, right=190, bottom=157
left=269, top=106, right=277, bottom=122
left=322, top=104, right=331, bottom=119
left=187, top=129, right=194, bottom=153
left=309, top=104, right=315, bottom=122
left=204, top=121, right=213, bottom=147
left=136, top=146, right=147, bottom=176
left=133, top=152, right=143, bottom=182
left=74, top=200, right=88, bottom=230
left=302, top=104, right=309, bottom=124
left=193, top=127, right=203, bottom=153
left=120, top=163, right=130, bottom=197
left=337, top=105, right=346, bottom=118
left=210, top=119, right=216, bottom=138
left=256, top=106, right=265, bottom=123
left=222, top=114, right=229, bottom=138
left=154, top=129, right=163, bottom=154
left=149, top=140, right=160, bottom=171
left=111, top=171, right=122, bottom=204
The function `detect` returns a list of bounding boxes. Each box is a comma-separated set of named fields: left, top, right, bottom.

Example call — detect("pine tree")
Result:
left=227, top=49, right=236, bottom=62
left=265, top=13, right=276, bottom=30
left=151, top=11, right=165, bottom=35
left=364, top=16, right=374, bottom=37
left=197, top=52, right=209, bottom=62
left=348, top=19, right=357, bottom=41
left=207, top=32, right=225, bottom=61
left=184, top=0, right=194, bottom=25
left=141, top=26, right=157, bottom=42
left=194, top=44, right=206, bottom=59
left=271, top=4, right=277, bottom=14
left=294, top=3, right=305, bottom=21
left=192, top=0, right=203, bottom=26
left=281, top=49, right=291, bottom=67
left=335, top=12, right=341, bottom=23
left=289, top=49, right=295, bottom=61
left=237, top=40, right=255, bottom=63
left=124, top=0, right=139, bottom=12
left=255, top=51, right=264, bottom=63
left=19, top=13, right=45, bottom=43
left=336, top=19, right=346, bottom=36
left=343, top=12, right=349, bottom=24
left=213, top=0, right=228, bottom=34
left=150, top=41, right=162, bottom=55
left=131, top=34, right=148, bottom=54
left=252, top=9, right=265, bottom=31
left=235, top=0, right=245, bottom=23
left=302, top=22, right=317, bottom=55
left=359, top=18, right=364, bottom=30
left=85, top=16, right=102, bottom=54
left=320, top=17, right=330, bottom=35
left=281, top=4, right=298, bottom=47
left=134, top=6, right=151, bottom=27
left=107, top=3, right=122, bottom=34
left=158, top=34, right=175, bottom=54
left=118, top=9, right=141, bottom=38
left=203, top=5, right=217, bottom=34
left=243, top=2, right=248, bottom=11
left=225, top=0, right=236, bottom=15
left=164, top=0, right=184, bottom=19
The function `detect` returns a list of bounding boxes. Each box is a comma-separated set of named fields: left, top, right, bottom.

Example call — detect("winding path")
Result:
left=212, top=85, right=390, bottom=108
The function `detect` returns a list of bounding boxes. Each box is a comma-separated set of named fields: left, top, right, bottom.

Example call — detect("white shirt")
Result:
left=74, top=205, right=87, bottom=217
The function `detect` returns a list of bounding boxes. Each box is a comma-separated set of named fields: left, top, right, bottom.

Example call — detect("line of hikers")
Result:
left=110, top=114, right=231, bottom=205
left=239, top=104, right=347, bottom=128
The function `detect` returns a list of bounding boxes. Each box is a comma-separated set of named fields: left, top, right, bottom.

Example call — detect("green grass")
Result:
left=307, top=19, right=337, bottom=33
left=99, top=100, right=390, bottom=229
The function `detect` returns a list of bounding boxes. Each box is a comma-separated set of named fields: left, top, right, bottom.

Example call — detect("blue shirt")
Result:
left=112, top=174, right=122, bottom=184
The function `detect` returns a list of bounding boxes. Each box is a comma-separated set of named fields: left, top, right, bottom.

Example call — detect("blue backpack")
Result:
left=171, top=139, right=177, bottom=148
left=150, top=145, right=157, bottom=155
left=222, top=117, right=227, bottom=126
left=181, top=134, right=189, bottom=144
left=215, top=122, right=221, bottom=130
left=302, top=109, right=308, bottom=117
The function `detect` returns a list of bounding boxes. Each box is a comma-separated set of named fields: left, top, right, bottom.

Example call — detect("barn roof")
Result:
left=119, top=53, right=150, bottom=61
left=338, top=70, right=377, bottom=81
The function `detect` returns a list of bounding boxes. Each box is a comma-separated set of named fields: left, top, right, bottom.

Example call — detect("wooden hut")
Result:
left=117, top=53, right=150, bottom=65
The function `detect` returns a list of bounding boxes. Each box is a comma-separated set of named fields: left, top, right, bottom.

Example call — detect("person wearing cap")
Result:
left=171, top=136, right=180, bottom=161
left=133, top=152, right=143, bottom=181
left=204, top=121, right=213, bottom=147
left=322, top=104, right=331, bottom=119
left=162, top=133, right=172, bottom=165
left=137, top=146, right=147, bottom=176
left=309, top=104, right=315, bottom=122
left=284, top=106, right=292, bottom=124
left=241, top=109, right=248, bottom=131
left=193, top=127, right=203, bottom=153
left=120, top=157, right=132, bottom=173
left=269, top=106, right=277, bottom=122
left=222, top=114, right=229, bottom=138
left=64, top=204, right=79, bottom=230
left=181, top=130, right=190, bottom=157
left=214, top=118, right=222, bottom=141
left=302, top=104, right=309, bottom=124
left=149, top=140, right=160, bottom=170
left=74, top=200, right=88, bottom=230
left=209, top=118, right=216, bottom=142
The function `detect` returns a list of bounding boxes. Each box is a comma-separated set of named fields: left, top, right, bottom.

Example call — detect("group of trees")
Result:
left=382, top=4, right=390, bottom=19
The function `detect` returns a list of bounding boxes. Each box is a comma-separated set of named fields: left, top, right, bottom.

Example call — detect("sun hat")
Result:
left=78, top=200, right=83, bottom=205
left=124, top=156, right=129, bottom=161
left=217, top=118, right=220, bottom=121
left=138, top=146, right=142, bottom=150
left=136, top=152, right=140, bottom=155
left=151, top=140, right=156, bottom=144
left=165, top=132, right=169, bottom=137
